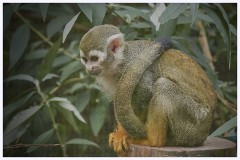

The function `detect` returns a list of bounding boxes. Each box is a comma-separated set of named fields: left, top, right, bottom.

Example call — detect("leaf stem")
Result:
left=35, top=80, right=68, bottom=156
left=46, top=102, right=68, bottom=156
left=15, top=11, right=80, bottom=62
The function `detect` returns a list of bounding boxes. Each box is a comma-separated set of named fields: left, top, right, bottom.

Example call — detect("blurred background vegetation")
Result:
left=3, top=3, right=237, bottom=157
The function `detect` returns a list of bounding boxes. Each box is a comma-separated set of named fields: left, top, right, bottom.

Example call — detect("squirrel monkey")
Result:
left=79, top=24, right=216, bottom=156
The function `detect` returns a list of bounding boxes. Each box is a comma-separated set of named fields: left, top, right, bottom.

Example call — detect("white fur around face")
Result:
left=89, top=50, right=107, bottom=63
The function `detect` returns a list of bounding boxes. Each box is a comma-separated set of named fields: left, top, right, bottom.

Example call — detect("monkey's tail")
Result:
left=114, top=38, right=172, bottom=138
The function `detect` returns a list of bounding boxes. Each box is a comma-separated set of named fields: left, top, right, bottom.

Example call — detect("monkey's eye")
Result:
left=81, top=57, right=88, bottom=63
left=90, top=56, right=99, bottom=62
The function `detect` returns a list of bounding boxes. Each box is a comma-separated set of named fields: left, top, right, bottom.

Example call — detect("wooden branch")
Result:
left=196, top=20, right=215, bottom=71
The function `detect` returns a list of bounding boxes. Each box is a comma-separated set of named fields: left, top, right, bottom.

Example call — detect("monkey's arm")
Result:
left=114, top=38, right=172, bottom=139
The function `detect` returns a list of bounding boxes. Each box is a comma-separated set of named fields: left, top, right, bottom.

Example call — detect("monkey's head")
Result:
left=79, top=24, right=125, bottom=76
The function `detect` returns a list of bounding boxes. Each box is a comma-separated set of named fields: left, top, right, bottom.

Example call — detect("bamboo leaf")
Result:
left=42, top=73, right=59, bottom=82
left=202, top=5, right=230, bottom=68
left=150, top=4, right=166, bottom=31
left=210, top=116, right=237, bottom=137
left=27, top=128, right=54, bottom=153
left=49, top=97, right=86, bottom=123
left=9, top=24, right=30, bottom=69
left=4, top=91, right=35, bottom=119
left=4, top=105, right=42, bottom=135
left=10, top=3, right=20, bottom=12
left=38, top=38, right=61, bottom=80
left=4, top=74, right=37, bottom=85
left=90, top=97, right=108, bottom=136
left=39, top=3, right=49, bottom=22
left=190, top=3, right=199, bottom=25
left=159, top=3, right=188, bottom=24
left=62, top=12, right=80, bottom=43
left=60, top=61, right=82, bottom=82
left=65, top=138, right=100, bottom=148
left=77, top=4, right=106, bottom=25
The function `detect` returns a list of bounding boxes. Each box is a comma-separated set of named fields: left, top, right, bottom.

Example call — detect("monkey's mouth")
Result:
left=89, top=70, right=102, bottom=76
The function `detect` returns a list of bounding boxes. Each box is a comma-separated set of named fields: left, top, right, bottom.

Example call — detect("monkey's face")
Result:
left=80, top=50, right=107, bottom=76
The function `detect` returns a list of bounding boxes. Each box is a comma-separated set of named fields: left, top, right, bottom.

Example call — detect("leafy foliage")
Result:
left=3, top=3, right=237, bottom=157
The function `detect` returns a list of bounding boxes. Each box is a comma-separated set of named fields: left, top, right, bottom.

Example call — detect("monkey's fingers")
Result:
left=108, top=133, right=114, bottom=148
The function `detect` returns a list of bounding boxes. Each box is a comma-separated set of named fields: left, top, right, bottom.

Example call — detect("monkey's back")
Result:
left=158, top=49, right=216, bottom=112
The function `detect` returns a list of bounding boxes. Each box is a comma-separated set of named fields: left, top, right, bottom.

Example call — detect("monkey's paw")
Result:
left=109, top=128, right=129, bottom=156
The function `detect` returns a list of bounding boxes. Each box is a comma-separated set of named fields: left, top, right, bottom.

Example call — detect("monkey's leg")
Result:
left=144, top=77, right=210, bottom=146
left=109, top=124, right=129, bottom=156
left=127, top=78, right=169, bottom=147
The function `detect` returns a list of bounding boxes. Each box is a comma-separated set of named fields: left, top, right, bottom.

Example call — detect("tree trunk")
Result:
left=127, top=137, right=236, bottom=157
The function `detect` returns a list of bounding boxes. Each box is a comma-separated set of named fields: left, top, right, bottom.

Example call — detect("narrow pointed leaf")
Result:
left=159, top=3, right=188, bottom=24
left=4, top=91, right=35, bottom=118
left=4, top=74, right=37, bottom=85
left=9, top=24, right=30, bottom=69
left=38, top=38, right=61, bottom=80
left=42, top=73, right=59, bottom=82
left=65, top=138, right=100, bottom=148
left=10, top=3, right=20, bottom=12
left=49, top=97, right=86, bottom=123
left=210, top=116, right=237, bottom=137
left=202, top=5, right=230, bottom=68
left=4, top=105, right=42, bottom=135
left=190, top=3, right=199, bottom=25
left=27, top=128, right=54, bottom=153
left=78, top=4, right=92, bottom=23
left=62, top=12, right=80, bottom=43
left=39, top=3, right=49, bottom=22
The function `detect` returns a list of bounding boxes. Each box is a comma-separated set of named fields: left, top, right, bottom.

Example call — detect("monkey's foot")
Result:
left=109, top=128, right=129, bottom=156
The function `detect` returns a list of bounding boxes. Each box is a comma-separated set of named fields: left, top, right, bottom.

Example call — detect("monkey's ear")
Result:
left=107, top=33, right=124, bottom=54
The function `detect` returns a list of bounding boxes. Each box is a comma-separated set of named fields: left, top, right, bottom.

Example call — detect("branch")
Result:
left=196, top=21, right=215, bottom=71
left=15, top=12, right=80, bottom=62
left=196, top=20, right=237, bottom=113
left=3, top=143, right=60, bottom=149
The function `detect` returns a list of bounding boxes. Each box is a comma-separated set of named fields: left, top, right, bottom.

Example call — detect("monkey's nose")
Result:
left=89, top=66, right=102, bottom=76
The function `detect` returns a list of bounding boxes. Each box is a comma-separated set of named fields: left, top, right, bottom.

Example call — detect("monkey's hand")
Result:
left=109, top=125, right=129, bottom=156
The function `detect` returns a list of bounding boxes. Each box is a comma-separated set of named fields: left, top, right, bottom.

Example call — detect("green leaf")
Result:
left=4, top=91, right=35, bottom=119
left=78, top=4, right=106, bottom=25
left=42, top=73, right=59, bottom=82
left=90, top=97, right=108, bottom=136
left=3, top=5, right=13, bottom=31
left=210, top=116, right=237, bottom=137
left=229, top=24, right=237, bottom=36
left=4, top=105, right=42, bottom=135
left=60, top=61, right=82, bottom=82
left=202, top=5, right=230, bottom=68
left=9, top=24, right=30, bottom=69
left=75, top=90, right=90, bottom=112
left=10, top=3, right=20, bottom=12
left=4, top=74, right=37, bottom=85
left=24, top=48, right=49, bottom=60
left=71, top=83, right=86, bottom=94
left=65, top=138, right=100, bottom=148
left=27, top=128, right=54, bottom=153
left=62, top=12, right=80, bottom=43
left=47, top=15, right=73, bottom=39
left=4, top=123, right=30, bottom=145
left=157, top=18, right=177, bottom=36
left=159, top=3, right=188, bottom=24
left=190, top=3, right=199, bottom=25
left=38, top=38, right=61, bottom=80
left=150, top=4, right=166, bottom=31
left=49, top=97, right=86, bottom=123
left=130, top=22, right=151, bottom=28
left=114, top=5, right=149, bottom=22
left=39, top=3, right=49, bottom=22
left=57, top=106, right=80, bottom=134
